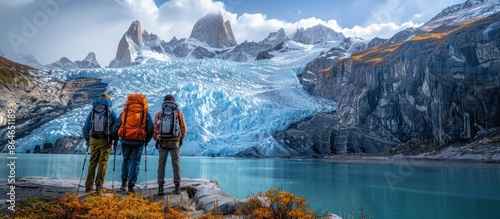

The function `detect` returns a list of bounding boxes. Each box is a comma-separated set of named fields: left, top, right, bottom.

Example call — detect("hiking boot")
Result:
left=128, top=187, right=135, bottom=193
left=157, top=186, right=164, bottom=196
left=120, top=181, right=127, bottom=192
left=85, top=188, right=92, bottom=193
left=96, top=186, right=103, bottom=193
left=174, top=185, right=180, bottom=194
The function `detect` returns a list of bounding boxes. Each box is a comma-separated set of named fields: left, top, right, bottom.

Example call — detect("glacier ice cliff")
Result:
left=16, top=56, right=335, bottom=157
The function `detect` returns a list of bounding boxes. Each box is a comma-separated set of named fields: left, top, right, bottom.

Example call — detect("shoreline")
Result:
left=0, top=177, right=238, bottom=217
left=318, top=154, right=500, bottom=167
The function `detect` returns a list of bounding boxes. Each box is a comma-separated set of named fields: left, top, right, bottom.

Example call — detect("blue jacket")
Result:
left=111, top=112, right=154, bottom=146
left=82, top=99, right=118, bottom=142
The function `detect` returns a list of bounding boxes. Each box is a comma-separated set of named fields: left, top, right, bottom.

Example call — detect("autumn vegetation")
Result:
left=350, top=42, right=402, bottom=64
left=0, top=188, right=353, bottom=219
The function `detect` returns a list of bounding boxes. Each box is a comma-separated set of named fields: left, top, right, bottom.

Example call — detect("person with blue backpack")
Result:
left=82, top=93, right=118, bottom=193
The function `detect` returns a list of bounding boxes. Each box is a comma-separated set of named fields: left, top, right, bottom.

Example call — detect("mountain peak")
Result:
left=84, top=52, right=96, bottom=61
left=127, top=20, right=142, bottom=41
left=109, top=20, right=144, bottom=68
left=189, top=13, right=237, bottom=48
left=75, top=52, right=101, bottom=69
left=261, top=28, right=288, bottom=47
left=45, top=57, right=79, bottom=70
left=425, top=0, right=500, bottom=26
left=293, top=24, right=345, bottom=44
left=5, top=53, right=43, bottom=69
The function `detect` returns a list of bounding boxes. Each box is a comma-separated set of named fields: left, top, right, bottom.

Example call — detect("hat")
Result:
left=164, top=94, right=175, bottom=101
left=100, top=93, right=111, bottom=100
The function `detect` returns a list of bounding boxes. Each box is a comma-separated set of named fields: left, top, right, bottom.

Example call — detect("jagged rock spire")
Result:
left=189, top=13, right=237, bottom=48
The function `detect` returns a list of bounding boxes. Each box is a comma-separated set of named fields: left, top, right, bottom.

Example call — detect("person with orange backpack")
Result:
left=111, top=93, right=154, bottom=193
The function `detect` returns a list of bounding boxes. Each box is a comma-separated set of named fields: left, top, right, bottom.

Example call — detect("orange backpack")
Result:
left=118, top=94, right=148, bottom=140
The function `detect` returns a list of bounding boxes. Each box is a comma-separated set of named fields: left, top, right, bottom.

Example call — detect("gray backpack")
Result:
left=158, top=101, right=181, bottom=139
left=90, top=98, right=111, bottom=139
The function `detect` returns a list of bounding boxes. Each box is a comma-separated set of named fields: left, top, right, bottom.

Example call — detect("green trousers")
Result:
left=85, top=137, right=112, bottom=190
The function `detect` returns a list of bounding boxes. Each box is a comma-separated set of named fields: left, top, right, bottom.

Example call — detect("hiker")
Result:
left=112, top=93, right=153, bottom=193
left=154, top=94, right=187, bottom=195
left=82, top=93, right=118, bottom=193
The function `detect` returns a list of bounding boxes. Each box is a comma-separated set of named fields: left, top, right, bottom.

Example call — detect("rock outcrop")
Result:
left=189, top=13, right=237, bottom=48
left=108, top=20, right=143, bottom=68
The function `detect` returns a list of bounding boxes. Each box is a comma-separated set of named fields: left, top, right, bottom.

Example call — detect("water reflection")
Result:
left=1, top=153, right=499, bottom=219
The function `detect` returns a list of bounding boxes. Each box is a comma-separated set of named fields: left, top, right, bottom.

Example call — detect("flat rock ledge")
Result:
left=0, top=177, right=240, bottom=217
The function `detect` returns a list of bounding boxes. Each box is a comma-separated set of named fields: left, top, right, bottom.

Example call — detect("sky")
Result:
left=0, top=0, right=465, bottom=66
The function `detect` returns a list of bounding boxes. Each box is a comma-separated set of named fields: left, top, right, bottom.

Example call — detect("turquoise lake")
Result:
left=1, top=153, right=499, bottom=218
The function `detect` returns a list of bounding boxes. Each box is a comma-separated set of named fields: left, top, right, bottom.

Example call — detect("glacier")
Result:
left=17, top=42, right=336, bottom=157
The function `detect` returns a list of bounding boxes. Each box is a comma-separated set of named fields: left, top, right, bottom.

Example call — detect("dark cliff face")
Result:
left=313, top=13, right=500, bottom=150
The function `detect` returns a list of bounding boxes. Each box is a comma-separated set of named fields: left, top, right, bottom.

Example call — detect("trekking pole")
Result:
left=111, top=143, right=117, bottom=190
left=144, top=143, right=148, bottom=190
left=77, top=142, right=90, bottom=195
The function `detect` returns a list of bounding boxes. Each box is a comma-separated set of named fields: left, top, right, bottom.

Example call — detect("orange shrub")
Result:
left=246, top=188, right=317, bottom=219
left=6, top=193, right=192, bottom=219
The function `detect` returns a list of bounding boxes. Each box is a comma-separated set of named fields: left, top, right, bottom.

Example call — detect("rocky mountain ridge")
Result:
left=0, top=56, right=107, bottom=152
left=277, top=2, right=500, bottom=158
left=8, top=52, right=102, bottom=71
left=108, top=13, right=383, bottom=68
left=293, top=24, right=345, bottom=44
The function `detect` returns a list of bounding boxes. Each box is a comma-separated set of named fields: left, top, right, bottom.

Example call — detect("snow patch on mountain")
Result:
left=424, top=0, right=500, bottom=28
left=293, top=24, right=345, bottom=45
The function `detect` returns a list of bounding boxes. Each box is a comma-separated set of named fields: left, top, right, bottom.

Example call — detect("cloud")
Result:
left=0, top=0, right=453, bottom=67
left=153, top=0, right=226, bottom=39
left=123, top=0, right=420, bottom=42
left=117, top=0, right=159, bottom=21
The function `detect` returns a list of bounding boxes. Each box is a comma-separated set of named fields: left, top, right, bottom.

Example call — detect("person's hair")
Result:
left=100, top=93, right=111, bottom=100
left=164, top=94, right=175, bottom=102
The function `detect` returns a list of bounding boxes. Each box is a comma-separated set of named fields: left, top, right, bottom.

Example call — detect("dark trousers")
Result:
left=121, top=143, right=143, bottom=188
